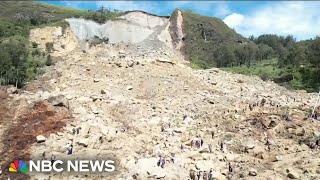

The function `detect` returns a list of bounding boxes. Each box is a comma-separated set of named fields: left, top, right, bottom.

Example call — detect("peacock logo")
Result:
left=8, top=160, right=28, bottom=174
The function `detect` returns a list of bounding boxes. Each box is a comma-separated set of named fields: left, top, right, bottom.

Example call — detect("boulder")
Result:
left=132, top=158, right=166, bottom=178
left=195, top=160, right=215, bottom=171
left=47, top=95, right=69, bottom=108
left=248, top=168, right=257, bottom=176
left=101, top=90, right=106, bottom=94
left=295, top=127, right=305, bottom=136
left=244, top=140, right=255, bottom=150
left=127, top=61, right=134, bottom=67
left=93, top=78, right=100, bottom=83
left=6, top=86, right=18, bottom=94
left=287, top=168, right=300, bottom=179
left=156, top=58, right=174, bottom=65
left=77, top=139, right=89, bottom=147
left=36, top=135, right=46, bottom=143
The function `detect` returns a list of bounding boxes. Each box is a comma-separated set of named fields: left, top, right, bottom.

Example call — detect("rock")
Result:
left=183, top=115, right=193, bottom=125
left=127, top=86, right=133, bottom=90
left=91, top=106, right=100, bottom=114
left=248, top=168, right=257, bottom=176
left=7, top=86, right=18, bottom=94
left=195, top=160, right=215, bottom=171
left=225, top=153, right=239, bottom=161
left=127, top=61, right=134, bottom=67
left=287, top=169, right=300, bottom=179
left=275, top=155, right=283, bottom=161
left=77, top=139, right=89, bottom=147
left=156, top=58, right=174, bottom=65
left=287, top=172, right=299, bottom=179
left=295, top=127, right=305, bottom=136
left=101, top=90, right=106, bottom=94
left=132, top=158, right=166, bottom=178
left=36, top=135, right=46, bottom=143
left=115, top=62, right=122, bottom=67
left=244, top=140, right=255, bottom=150
left=0, top=88, right=8, bottom=99
left=93, top=78, right=100, bottom=83
left=90, top=95, right=101, bottom=102
left=47, top=95, right=69, bottom=108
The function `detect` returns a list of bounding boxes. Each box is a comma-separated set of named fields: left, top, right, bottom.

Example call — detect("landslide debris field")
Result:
left=0, top=10, right=320, bottom=180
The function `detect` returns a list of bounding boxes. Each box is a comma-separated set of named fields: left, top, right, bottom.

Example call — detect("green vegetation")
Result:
left=0, top=1, right=120, bottom=87
left=225, top=35, right=320, bottom=92
left=182, top=10, right=320, bottom=92
left=181, top=10, right=257, bottom=68
left=223, top=59, right=320, bottom=92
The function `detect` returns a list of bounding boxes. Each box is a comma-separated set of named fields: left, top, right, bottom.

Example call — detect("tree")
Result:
left=286, top=44, right=307, bottom=66
left=257, top=44, right=274, bottom=61
left=0, top=36, right=28, bottom=87
left=308, top=37, right=320, bottom=68
left=215, top=45, right=236, bottom=68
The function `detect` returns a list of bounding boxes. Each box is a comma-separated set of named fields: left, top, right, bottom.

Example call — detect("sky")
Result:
left=44, top=1, right=320, bottom=40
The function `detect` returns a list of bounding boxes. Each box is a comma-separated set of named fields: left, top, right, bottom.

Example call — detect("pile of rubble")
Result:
left=0, top=19, right=319, bottom=180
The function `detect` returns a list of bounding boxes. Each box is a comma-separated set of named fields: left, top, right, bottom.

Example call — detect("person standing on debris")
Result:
left=208, top=168, right=213, bottom=180
left=196, top=171, right=201, bottom=180
left=42, top=151, right=46, bottom=160
left=203, top=171, right=208, bottom=180
left=220, top=142, right=226, bottom=152
left=208, top=144, right=213, bottom=153
left=66, top=143, right=73, bottom=155
left=157, top=156, right=165, bottom=168
left=51, top=154, right=56, bottom=165
left=228, top=162, right=233, bottom=173
left=189, top=170, right=196, bottom=180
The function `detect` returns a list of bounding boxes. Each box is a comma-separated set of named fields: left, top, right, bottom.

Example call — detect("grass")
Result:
left=223, top=59, right=320, bottom=92
left=223, top=59, right=281, bottom=79
left=181, top=10, right=249, bottom=68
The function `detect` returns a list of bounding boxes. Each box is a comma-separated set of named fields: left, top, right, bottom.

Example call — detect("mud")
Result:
left=0, top=94, right=71, bottom=179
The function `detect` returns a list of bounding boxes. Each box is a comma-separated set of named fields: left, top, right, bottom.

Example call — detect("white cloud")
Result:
left=223, top=13, right=244, bottom=28
left=223, top=2, right=320, bottom=40
left=96, top=1, right=230, bottom=17
left=97, top=1, right=155, bottom=12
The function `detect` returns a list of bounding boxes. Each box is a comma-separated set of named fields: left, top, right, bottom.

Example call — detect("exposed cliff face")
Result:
left=29, top=26, right=78, bottom=56
left=66, top=11, right=170, bottom=44
left=169, top=9, right=185, bottom=51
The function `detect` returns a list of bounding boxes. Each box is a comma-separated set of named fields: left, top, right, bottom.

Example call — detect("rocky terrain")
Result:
left=0, top=10, right=320, bottom=180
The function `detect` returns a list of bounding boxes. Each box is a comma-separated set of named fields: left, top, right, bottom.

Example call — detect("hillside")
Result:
left=0, top=1, right=119, bottom=23
left=172, top=10, right=254, bottom=68
left=0, top=23, right=319, bottom=179
left=0, top=1, right=121, bottom=88
left=0, top=2, right=319, bottom=179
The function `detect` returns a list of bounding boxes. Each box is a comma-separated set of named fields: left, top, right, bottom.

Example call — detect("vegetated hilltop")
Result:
left=174, top=10, right=255, bottom=69
left=0, top=1, right=121, bottom=88
left=177, top=10, right=320, bottom=92
left=0, top=1, right=119, bottom=24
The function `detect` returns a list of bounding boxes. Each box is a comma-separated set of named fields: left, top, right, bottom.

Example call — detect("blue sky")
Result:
left=44, top=1, right=320, bottom=40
